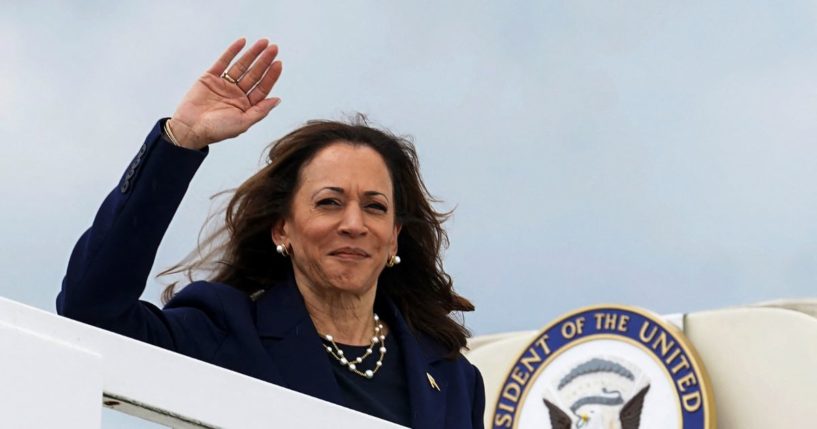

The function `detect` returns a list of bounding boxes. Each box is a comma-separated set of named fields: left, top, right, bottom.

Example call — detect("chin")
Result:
left=325, top=271, right=379, bottom=295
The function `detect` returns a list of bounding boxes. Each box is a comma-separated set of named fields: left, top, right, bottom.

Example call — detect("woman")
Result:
left=58, top=38, right=485, bottom=428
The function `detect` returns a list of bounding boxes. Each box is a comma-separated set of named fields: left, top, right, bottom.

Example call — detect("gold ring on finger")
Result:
left=221, top=72, right=238, bottom=84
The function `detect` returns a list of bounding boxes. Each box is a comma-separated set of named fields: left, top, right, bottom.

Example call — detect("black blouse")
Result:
left=323, top=334, right=412, bottom=426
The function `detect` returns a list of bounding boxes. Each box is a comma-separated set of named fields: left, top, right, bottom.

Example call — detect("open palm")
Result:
left=168, top=38, right=283, bottom=150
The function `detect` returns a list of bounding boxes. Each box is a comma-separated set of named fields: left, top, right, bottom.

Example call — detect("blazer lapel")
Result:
left=254, top=279, right=344, bottom=406
left=382, top=299, right=447, bottom=429
left=253, top=280, right=449, bottom=428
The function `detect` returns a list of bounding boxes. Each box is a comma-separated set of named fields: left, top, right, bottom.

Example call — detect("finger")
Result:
left=237, top=44, right=279, bottom=93
left=244, top=97, right=281, bottom=127
left=206, top=38, right=247, bottom=76
left=224, top=38, right=269, bottom=82
left=248, top=61, right=283, bottom=105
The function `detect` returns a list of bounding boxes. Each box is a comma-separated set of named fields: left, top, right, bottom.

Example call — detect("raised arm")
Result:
left=57, top=39, right=282, bottom=356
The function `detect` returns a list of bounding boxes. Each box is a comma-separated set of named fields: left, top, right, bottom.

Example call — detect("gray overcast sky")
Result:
left=2, top=2, right=817, bottom=424
left=5, top=0, right=817, bottom=329
left=5, top=0, right=817, bottom=332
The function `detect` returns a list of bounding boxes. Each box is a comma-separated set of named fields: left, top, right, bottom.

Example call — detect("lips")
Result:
left=329, top=247, right=370, bottom=258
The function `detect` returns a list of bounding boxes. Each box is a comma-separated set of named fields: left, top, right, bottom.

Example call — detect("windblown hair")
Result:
left=161, top=116, right=474, bottom=358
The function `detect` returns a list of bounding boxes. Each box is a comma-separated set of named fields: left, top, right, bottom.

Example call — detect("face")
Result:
left=273, top=142, right=401, bottom=296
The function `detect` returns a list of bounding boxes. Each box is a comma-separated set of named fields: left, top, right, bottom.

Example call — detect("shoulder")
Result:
left=166, top=280, right=251, bottom=304
left=431, top=351, right=486, bottom=426
left=448, top=353, right=484, bottom=390
left=164, top=281, right=256, bottom=328
left=453, top=354, right=486, bottom=425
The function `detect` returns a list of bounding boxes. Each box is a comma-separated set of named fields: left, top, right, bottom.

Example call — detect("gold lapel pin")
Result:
left=426, top=372, right=440, bottom=391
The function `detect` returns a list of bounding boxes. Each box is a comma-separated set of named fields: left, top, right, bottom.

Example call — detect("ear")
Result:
left=391, top=222, right=402, bottom=255
left=271, top=217, right=288, bottom=246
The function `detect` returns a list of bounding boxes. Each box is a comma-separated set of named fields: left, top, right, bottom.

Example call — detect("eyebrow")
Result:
left=313, top=186, right=390, bottom=202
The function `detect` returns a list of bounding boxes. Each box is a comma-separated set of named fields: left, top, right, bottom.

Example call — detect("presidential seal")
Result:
left=491, top=305, right=715, bottom=429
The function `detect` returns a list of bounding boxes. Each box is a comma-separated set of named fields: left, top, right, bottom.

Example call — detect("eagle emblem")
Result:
left=542, top=357, right=650, bottom=429
left=489, top=306, right=714, bottom=429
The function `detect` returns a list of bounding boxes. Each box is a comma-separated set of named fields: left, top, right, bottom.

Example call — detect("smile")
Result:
left=329, top=247, right=370, bottom=259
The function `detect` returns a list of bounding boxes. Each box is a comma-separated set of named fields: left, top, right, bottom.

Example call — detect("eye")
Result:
left=366, top=202, right=388, bottom=213
left=316, top=198, right=341, bottom=207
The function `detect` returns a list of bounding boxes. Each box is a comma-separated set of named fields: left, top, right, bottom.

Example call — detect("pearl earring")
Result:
left=386, top=255, right=401, bottom=267
left=276, top=243, right=290, bottom=257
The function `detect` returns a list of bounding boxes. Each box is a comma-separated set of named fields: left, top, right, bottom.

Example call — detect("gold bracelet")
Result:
left=163, top=119, right=181, bottom=147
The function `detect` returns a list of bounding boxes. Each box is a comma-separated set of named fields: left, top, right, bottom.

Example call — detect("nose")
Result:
left=338, top=204, right=367, bottom=237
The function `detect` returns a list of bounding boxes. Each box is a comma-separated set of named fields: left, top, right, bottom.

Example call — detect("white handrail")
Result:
left=0, top=296, right=403, bottom=429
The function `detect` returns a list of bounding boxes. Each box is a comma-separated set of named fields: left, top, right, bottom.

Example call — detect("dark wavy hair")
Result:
left=161, top=116, right=474, bottom=358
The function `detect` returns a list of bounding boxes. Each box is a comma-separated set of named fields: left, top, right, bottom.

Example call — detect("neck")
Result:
left=294, top=273, right=380, bottom=346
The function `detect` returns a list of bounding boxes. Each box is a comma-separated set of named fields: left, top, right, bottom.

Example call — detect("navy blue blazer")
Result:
left=58, top=120, right=485, bottom=428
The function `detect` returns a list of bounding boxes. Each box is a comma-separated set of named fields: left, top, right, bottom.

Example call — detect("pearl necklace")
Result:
left=322, top=313, right=387, bottom=379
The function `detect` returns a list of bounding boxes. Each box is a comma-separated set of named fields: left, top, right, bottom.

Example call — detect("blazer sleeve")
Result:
left=472, top=364, right=486, bottom=429
left=57, top=119, right=226, bottom=359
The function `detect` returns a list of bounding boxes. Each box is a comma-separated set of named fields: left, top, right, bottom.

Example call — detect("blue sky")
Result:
left=2, top=2, right=817, bottom=424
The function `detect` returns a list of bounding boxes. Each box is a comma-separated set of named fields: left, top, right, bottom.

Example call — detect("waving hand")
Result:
left=167, top=38, right=283, bottom=150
